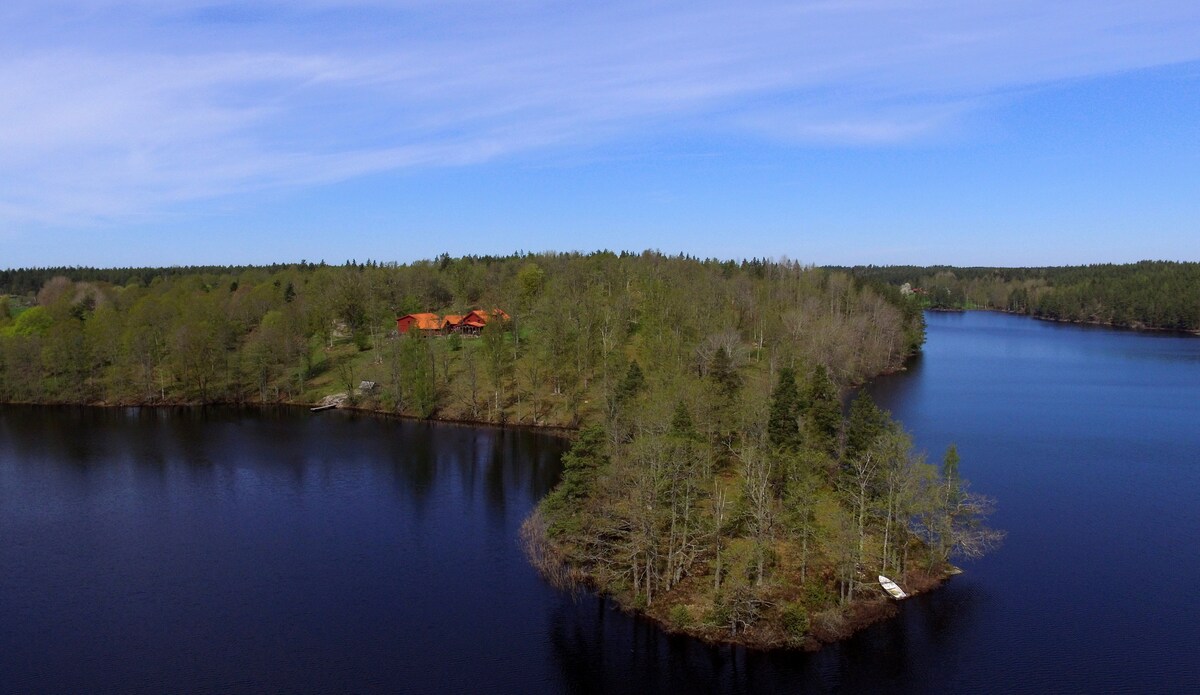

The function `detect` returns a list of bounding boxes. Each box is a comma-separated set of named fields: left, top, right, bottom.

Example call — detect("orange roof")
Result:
left=400, top=313, right=444, bottom=330
left=443, top=314, right=464, bottom=326
left=465, top=308, right=510, bottom=324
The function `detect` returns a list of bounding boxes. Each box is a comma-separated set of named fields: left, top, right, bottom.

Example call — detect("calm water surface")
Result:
left=864, top=311, right=1200, bottom=692
left=2, top=311, right=1199, bottom=692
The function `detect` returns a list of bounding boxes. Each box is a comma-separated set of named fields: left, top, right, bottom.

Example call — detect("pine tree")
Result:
left=802, top=364, right=840, bottom=457
left=708, top=346, right=741, bottom=398
left=615, top=361, right=645, bottom=404
left=845, top=392, right=889, bottom=461
left=767, top=367, right=802, bottom=450
left=670, top=399, right=698, bottom=439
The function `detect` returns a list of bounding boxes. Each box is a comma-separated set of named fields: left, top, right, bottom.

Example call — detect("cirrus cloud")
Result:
left=1, top=0, right=1199, bottom=227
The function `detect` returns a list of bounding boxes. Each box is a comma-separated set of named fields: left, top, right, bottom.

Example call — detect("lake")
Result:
left=2, top=311, right=1198, bottom=692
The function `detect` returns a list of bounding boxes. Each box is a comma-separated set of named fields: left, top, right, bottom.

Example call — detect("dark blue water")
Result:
left=2, top=311, right=1199, bottom=692
left=865, top=311, right=1200, bottom=692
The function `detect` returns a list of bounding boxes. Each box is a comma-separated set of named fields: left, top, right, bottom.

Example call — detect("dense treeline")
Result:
left=0, top=263, right=317, bottom=296
left=838, top=261, right=1200, bottom=331
left=0, top=252, right=922, bottom=424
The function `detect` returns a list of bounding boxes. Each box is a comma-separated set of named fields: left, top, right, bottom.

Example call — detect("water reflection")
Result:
left=0, top=405, right=574, bottom=693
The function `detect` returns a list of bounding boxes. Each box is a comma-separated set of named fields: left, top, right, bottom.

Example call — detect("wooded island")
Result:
left=0, top=252, right=1002, bottom=648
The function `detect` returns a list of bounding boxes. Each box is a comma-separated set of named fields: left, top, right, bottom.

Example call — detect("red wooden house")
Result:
left=396, top=313, right=445, bottom=336
left=397, top=308, right=509, bottom=337
left=459, top=308, right=510, bottom=336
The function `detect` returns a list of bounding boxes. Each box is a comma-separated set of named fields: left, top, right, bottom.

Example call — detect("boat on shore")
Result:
left=878, top=575, right=908, bottom=599
left=310, top=404, right=337, bottom=412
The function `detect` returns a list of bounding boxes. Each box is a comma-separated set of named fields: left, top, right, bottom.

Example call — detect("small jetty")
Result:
left=878, top=575, right=908, bottom=599
left=310, top=403, right=337, bottom=412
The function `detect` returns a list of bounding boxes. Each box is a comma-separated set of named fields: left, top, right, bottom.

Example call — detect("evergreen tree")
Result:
left=802, top=365, right=840, bottom=457
left=615, top=361, right=645, bottom=404
left=555, top=424, right=609, bottom=502
left=708, top=346, right=741, bottom=398
left=670, top=399, right=698, bottom=439
left=767, top=366, right=802, bottom=450
left=845, top=392, right=889, bottom=461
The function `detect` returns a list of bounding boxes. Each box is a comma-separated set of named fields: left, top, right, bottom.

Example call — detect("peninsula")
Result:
left=0, top=252, right=1002, bottom=648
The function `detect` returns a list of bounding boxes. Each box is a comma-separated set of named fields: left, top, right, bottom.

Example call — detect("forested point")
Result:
left=1, top=251, right=1000, bottom=649
left=836, top=261, right=1200, bottom=332
left=524, top=371, right=1003, bottom=650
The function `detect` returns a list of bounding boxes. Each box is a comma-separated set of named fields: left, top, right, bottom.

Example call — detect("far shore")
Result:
left=931, top=307, right=1200, bottom=336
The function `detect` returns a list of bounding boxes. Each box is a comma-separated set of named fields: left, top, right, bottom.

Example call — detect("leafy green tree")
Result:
left=942, top=444, right=960, bottom=486
left=481, top=318, right=513, bottom=419
left=169, top=314, right=222, bottom=401
left=8, top=306, right=52, bottom=336
left=40, top=318, right=90, bottom=400
left=1, top=334, right=42, bottom=400
left=398, top=331, right=436, bottom=417
left=517, top=262, right=547, bottom=307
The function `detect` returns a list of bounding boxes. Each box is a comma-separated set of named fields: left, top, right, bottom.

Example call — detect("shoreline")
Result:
left=0, top=398, right=581, bottom=437
left=523, top=509, right=959, bottom=652
left=601, top=571, right=957, bottom=653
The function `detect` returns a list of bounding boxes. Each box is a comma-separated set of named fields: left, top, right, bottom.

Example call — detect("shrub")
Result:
left=803, top=580, right=837, bottom=610
left=781, top=601, right=809, bottom=642
left=669, top=604, right=693, bottom=628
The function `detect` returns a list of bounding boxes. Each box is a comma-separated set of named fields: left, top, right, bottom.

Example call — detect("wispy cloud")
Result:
left=2, top=0, right=1199, bottom=227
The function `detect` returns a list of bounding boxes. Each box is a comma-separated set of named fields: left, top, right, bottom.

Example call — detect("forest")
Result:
left=0, top=252, right=1001, bottom=647
left=0, top=252, right=922, bottom=422
left=839, top=261, right=1200, bottom=331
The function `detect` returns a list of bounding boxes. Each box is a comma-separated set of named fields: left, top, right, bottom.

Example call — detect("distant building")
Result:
left=396, top=308, right=509, bottom=336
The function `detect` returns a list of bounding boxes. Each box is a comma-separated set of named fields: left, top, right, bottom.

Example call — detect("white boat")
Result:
left=878, top=575, right=908, bottom=599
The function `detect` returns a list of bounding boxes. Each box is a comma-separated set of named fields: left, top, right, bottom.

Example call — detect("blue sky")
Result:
left=2, top=1, right=1199, bottom=268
